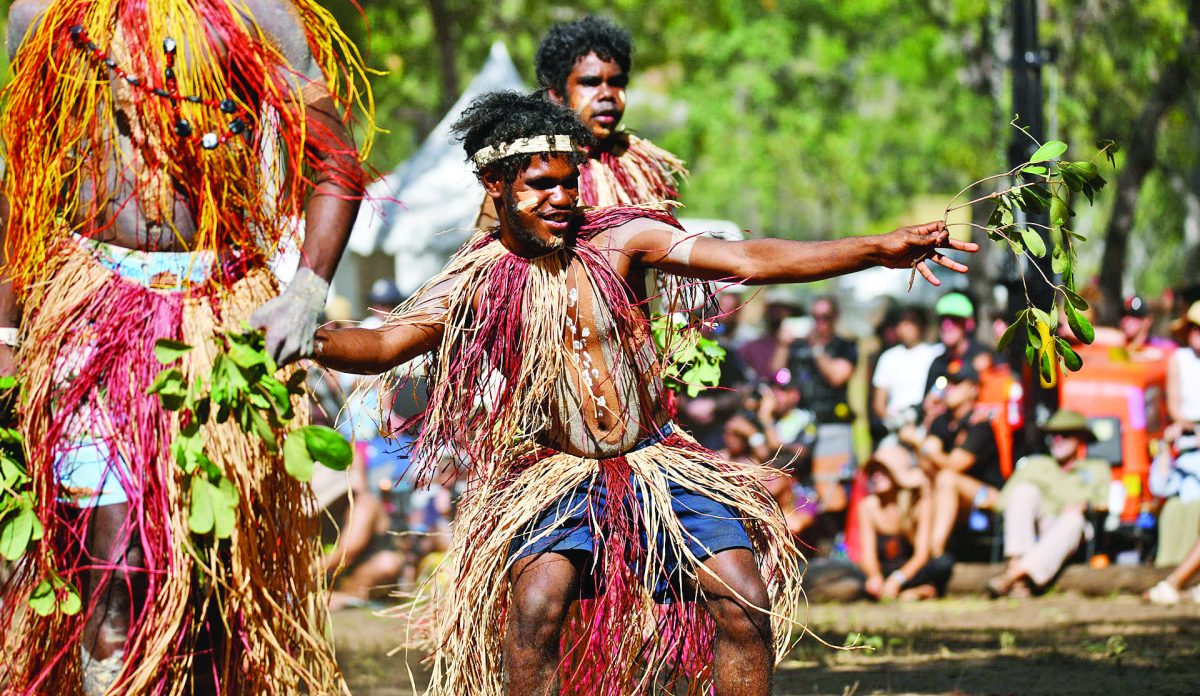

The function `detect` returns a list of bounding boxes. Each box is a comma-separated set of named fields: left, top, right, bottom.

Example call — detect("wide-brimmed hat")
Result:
left=1042, top=409, right=1097, bottom=443
left=1171, top=300, right=1200, bottom=337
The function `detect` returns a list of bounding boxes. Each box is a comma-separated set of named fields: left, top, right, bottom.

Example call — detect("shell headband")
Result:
left=471, top=135, right=578, bottom=168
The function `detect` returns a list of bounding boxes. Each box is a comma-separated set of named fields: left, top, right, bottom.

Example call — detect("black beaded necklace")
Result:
left=68, top=24, right=251, bottom=150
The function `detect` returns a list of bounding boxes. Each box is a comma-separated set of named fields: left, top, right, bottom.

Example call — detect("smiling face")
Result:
left=483, top=153, right=582, bottom=257
left=551, top=52, right=628, bottom=142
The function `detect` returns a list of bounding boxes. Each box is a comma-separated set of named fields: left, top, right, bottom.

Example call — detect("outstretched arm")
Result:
left=617, top=217, right=976, bottom=287
left=312, top=321, right=443, bottom=375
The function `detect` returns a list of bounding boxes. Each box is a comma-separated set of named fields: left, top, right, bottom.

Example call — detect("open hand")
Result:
left=878, top=221, right=978, bottom=287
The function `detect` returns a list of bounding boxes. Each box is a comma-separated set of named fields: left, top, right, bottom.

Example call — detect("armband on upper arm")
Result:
left=665, top=229, right=697, bottom=265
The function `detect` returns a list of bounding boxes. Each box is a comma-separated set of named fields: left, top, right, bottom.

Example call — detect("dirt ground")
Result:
left=333, top=591, right=1200, bottom=695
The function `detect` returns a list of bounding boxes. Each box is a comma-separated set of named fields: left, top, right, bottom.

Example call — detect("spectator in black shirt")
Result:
left=779, top=295, right=858, bottom=516
left=901, top=361, right=1001, bottom=557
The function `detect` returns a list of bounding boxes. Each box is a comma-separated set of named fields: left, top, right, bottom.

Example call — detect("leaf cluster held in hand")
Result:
left=949, top=126, right=1114, bottom=379
left=651, top=316, right=727, bottom=398
left=150, top=329, right=351, bottom=540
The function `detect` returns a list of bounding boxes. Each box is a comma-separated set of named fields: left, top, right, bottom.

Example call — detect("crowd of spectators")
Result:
left=312, top=277, right=1200, bottom=608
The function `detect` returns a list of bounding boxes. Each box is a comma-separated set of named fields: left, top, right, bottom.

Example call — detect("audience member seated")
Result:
left=853, top=457, right=952, bottom=600
left=872, top=306, right=942, bottom=448
left=1152, top=300, right=1200, bottom=567
left=1118, top=295, right=1174, bottom=361
left=902, top=362, right=1003, bottom=558
left=316, top=435, right=403, bottom=610
left=922, top=292, right=994, bottom=424
left=986, top=410, right=1109, bottom=597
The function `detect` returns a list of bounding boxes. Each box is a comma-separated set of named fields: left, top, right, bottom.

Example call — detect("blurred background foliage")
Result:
left=1, top=0, right=1198, bottom=316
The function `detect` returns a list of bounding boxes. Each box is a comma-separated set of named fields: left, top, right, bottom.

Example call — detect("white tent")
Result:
left=335, top=42, right=526, bottom=308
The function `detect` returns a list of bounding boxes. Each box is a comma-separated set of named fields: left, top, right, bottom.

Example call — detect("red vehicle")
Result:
left=1060, top=341, right=1171, bottom=522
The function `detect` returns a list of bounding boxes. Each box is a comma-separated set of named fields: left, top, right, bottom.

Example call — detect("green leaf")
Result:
left=247, top=408, right=277, bottom=453
left=1021, top=165, right=1047, bottom=175
left=1065, top=302, right=1095, bottom=345
left=1025, top=344, right=1037, bottom=367
left=1050, top=195, right=1069, bottom=228
left=1063, top=287, right=1089, bottom=311
left=58, top=581, right=81, bottom=616
left=1030, top=140, right=1067, bottom=162
left=1052, top=246, right=1069, bottom=275
left=28, top=579, right=56, bottom=616
left=1056, top=338, right=1084, bottom=372
left=0, top=376, right=17, bottom=390
left=188, top=475, right=216, bottom=536
left=283, top=431, right=315, bottom=482
left=1071, top=161, right=1100, bottom=180
left=212, top=477, right=238, bottom=539
left=997, top=317, right=1024, bottom=351
left=154, top=339, right=193, bottom=364
left=0, top=506, right=35, bottom=560
left=146, top=369, right=184, bottom=396
left=1021, top=229, right=1047, bottom=257
left=227, top=340, right=270, bottom=370
left=301, top=425, right=353, bottom=471
left=1026, top=324, right=1043, bottom=350
left=1030, top=307, right=1052, bottom=328
left=1039, top=344, right=1057, bottom=384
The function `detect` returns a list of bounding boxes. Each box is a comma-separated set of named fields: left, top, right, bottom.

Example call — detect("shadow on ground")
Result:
left=335, top=593, right=1200, bottom=695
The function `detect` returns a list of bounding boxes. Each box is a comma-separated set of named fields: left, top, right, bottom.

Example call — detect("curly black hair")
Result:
left=535, top=16, right=632, bottom=97
left=450, top=90, right=594, bottom=183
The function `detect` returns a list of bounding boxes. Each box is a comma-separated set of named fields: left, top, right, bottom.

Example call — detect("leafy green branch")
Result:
left=943, top=120, right=1117, bottom=387
left=149, top=329, right=352, bottom=541
left=651, top=316, right=726, bottom=397
left=0, top=375, right=82, bottom=617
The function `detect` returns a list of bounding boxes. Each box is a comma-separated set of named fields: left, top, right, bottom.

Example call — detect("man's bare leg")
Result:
left=79, top=503, right=144, bottom=694
left=698, top=547, right=774, bottom=696
left=504, top=551, right=583, bottom=695
left=930, top=469, right=986, bottom=557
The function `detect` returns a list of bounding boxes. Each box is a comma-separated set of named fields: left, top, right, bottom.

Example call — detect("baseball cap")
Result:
left=1122, top=296, right=1150, bottom=318
left=367, top=278, right=405, bottom=307
left=935, top=292, right=974, bottom=319
left=944, top=360, right=979, bottom=384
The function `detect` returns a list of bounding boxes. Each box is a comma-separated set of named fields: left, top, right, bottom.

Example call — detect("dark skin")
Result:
left=547, top=52, right=628, bottom=145
left=315, top=152, right=974, bottom=694
left=2, top=0, right=361, bottom=667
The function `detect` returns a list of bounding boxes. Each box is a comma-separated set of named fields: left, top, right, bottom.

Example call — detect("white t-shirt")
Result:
left=873, top=342, right=944, bottom=416
left=1173, top=347, right=1200, bottom=422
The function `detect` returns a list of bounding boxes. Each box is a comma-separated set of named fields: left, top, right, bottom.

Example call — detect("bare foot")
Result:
left=898, top=584, right=938, bottom=601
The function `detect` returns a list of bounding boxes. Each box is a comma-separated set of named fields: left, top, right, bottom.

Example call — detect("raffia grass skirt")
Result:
left=411, top=432, right=807, bottom=695
left=0, top=245, right=344, bottom=695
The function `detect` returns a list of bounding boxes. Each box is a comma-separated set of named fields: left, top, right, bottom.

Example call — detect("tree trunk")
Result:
left=428, top=0, right=460, bottom=112
left=1097, top=0, right=1200, bottom=324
